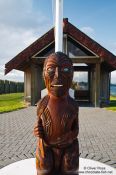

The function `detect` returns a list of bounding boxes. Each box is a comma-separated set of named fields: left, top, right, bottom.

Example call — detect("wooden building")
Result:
left=5, top=19, right=116, bottom=106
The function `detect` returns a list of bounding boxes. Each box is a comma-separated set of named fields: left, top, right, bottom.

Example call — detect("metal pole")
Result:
left=55, top=0, right=63, bottom=52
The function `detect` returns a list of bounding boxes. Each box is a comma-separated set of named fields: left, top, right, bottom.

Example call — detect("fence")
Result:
left=0, top=80, right=24, bottom=94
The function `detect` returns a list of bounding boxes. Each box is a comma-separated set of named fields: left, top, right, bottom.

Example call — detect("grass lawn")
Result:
left=106, top=96, right=116, bottom=111
left=0, top=93, right=26, bottom=113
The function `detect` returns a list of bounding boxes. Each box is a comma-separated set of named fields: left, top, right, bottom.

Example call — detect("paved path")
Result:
left=0, top=107, right=116, bottom=169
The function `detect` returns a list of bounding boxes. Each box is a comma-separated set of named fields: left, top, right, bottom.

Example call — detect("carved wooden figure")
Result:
left=34, top=52, right=79, bottom=175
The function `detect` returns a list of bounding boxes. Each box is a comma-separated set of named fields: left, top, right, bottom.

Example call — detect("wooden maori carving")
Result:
left=34, top=52, right=79, bottom=175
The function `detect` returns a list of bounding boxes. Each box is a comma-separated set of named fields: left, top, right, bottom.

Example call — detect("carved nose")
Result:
left=55, top=67, right=59, bottom=78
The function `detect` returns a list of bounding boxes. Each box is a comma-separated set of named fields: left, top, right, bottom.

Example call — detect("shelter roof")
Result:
left=5, top=18, right=116, bottom=74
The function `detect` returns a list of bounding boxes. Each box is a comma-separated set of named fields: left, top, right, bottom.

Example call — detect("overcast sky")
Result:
left=0, top=0, right=116, bottom=84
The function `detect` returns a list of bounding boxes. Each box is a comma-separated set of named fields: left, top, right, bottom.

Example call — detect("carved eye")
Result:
left=62, top=67, right=70, bottom=72
left=47, top=67, right=55, bottom=74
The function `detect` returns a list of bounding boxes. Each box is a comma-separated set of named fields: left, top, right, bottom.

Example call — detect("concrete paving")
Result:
left=0, top=107, right=116, bottom=169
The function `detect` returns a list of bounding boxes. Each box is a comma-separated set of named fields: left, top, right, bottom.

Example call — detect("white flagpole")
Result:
left=55, top=0, right=63, bottom=52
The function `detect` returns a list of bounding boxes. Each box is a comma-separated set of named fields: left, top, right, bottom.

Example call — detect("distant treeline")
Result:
left=0, top=80, right=24, bottom=94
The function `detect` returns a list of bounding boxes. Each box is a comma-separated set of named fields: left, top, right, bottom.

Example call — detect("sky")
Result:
left=0, top=0, right=116, bottom=84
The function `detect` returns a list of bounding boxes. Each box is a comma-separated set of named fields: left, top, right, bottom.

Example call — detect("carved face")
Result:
left=43, top=52, right=73, bottom=97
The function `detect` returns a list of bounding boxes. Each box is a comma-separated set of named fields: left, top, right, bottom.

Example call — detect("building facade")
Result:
left=5, top=19, right=116, bottom=106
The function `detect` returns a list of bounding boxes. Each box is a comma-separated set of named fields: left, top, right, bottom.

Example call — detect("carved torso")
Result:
left=37, top=95, right=79, bottom=146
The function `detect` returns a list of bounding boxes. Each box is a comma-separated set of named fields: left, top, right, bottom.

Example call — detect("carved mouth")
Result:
left=51, top=84, right=63, bottom=87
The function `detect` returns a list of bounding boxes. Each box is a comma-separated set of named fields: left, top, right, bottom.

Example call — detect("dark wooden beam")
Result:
left=32, top=56, right=100, bottom=65
left=74, top=66, right=90, bottom=71
left=71, top=57, right=100, bottom=64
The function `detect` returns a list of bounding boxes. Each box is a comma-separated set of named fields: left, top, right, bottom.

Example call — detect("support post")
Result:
left=95, top=63, right=100, bottom=107
left=31, top=63, right=42, bottom=106
left=108, top=72, right=111, bottom=101
left=24, top=68, right=31, bottom=103
left=88, top=70, right=91, bottom=102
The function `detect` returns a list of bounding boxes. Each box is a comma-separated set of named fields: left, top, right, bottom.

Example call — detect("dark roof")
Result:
left=5, top=18, right=116, bottom=74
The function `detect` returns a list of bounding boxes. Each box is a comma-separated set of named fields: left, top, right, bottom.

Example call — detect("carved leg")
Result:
left=61, top=139, right=79, bottom=175
left=36, top=146, right=54, bottom=175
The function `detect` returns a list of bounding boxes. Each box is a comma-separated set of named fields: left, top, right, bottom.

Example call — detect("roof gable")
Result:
left=5, top=18, right=116, bottom=74
left=5, top=28, right=54, bottom=74
left=33, top=36, right=95, bottom=58
left=67, top=36, right=95, bottom=57
left=65, top=19, right=116, bottom=70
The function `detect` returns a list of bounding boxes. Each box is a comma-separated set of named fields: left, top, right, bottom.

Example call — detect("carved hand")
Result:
left=56, top=131, right=77, bottom=147
left=33, top=119, right=44, bottom=138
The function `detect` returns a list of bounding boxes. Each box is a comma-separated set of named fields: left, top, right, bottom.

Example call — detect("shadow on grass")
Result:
left=109, top=100, right=116, bottom=107
left=106, top=96, right=116, bottom=111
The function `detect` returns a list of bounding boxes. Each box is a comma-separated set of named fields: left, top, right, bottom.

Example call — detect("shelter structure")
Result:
left=5, top=19, right=116, bottom=106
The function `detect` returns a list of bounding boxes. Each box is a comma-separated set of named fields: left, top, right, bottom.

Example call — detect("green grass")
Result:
left=0, top=93, right=26, bottom=113
left=106, top=96, right=116, bottom=111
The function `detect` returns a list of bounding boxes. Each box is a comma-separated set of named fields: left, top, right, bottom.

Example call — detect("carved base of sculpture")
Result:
left=34, top=52, right=79, bottom=175
left=36, top=138, right=79, bottom=175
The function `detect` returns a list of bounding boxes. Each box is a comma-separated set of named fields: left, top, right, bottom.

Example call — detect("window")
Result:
left=35, top=42, right=55, bottom=57
left=67, top=37, right=94, bottom=57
